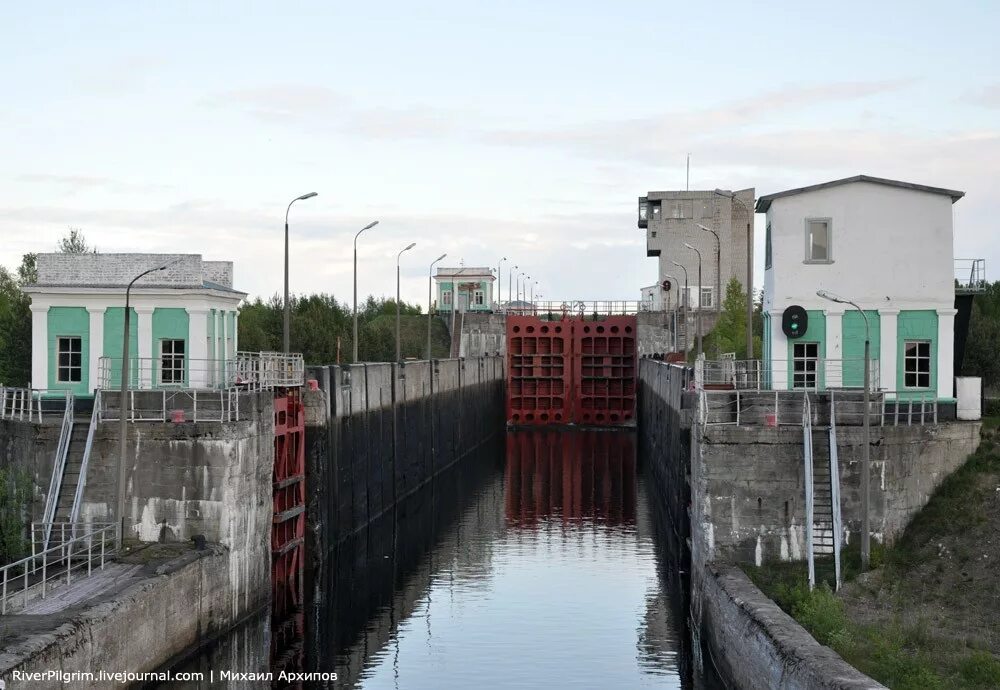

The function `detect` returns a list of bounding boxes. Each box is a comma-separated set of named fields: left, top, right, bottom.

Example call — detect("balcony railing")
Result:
left=696, top=358, right=881, bottom=392
left=955, top=258, right=987, bottom=294
left=97, top=351, right=304, bottom=392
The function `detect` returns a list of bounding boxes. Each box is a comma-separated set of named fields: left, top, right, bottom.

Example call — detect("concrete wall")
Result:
left=700, top=563, right=885, bottom=690
left=456, top=312, right=506, bottom=357
left=0, top=547, right=264, bottom=689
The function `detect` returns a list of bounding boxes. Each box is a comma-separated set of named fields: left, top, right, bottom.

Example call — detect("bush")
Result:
left=0, top=466, right=32, bottom=565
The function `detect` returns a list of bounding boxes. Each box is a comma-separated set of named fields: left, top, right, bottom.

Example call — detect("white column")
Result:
left=136, top=306, right=155, bottom=388
left=937, top=308, right=957, bottom=400
left=30, top=305, right=48, bottom=389
left=232, top=311, right=239, bottom=353
left=221, top=310, right=228, bottom=379
left=187, top=309, right=209, bottom=388
left=824, top=308, right=843, bottom=387
left=769, top=310, right=789, bottom=390
left=880, top=310, right=898, bottom=392
left=87, top=307, right=104, bottom=393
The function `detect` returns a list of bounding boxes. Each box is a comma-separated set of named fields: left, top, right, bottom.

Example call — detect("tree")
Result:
left=57, top=227, right=95, bottom=254
left=695, top=277, right=762, bottom=361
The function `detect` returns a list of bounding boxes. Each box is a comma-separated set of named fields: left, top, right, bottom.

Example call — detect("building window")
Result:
left=474, top=289, right=485, bottom=306
left=904, top=341, right=932, bottom=388
left=650, top=201, right=661, bottom=220
left=765, top=222, right=772, bottom=269
left=666, top=200, right=692, bottom=219
left=805, top=218, right=831, bottom=263
left=651, top=231, right=657, bottom=238
left=442, top=290, right=452, bottom=306
left=792, top=342, right=820, bottom=389
left=160, top=339, right=185, bottom=385
left=56, top=336, right=82, bottom=383
left=700, top=287, right=714, bottom=309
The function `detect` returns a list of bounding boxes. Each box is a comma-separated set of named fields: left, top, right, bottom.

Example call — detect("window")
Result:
left=805, top=218, right=831, bottom=262
left=700, top=287, right=714, bottom=309
left=666, top=200, right=692, bottom=219
left=765, top=223, right=772, bottom=269
left=792, top=342, right=820, bottom=389
left=474, top=289, right=485, bottom=306
left=904, top=341, right=931, bottom=388
left=160, top=339, right=185, bottom=385
left=651, top=231, right=657, bottom=238
left=442, top=290, right=453, bottom=306
left=57, top=337, right=82, bottom=383
left=650, top=201, right=661, bottom=220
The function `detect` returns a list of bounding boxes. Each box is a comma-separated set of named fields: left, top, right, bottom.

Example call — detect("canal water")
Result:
left=161, top=430, right=707, bottom=688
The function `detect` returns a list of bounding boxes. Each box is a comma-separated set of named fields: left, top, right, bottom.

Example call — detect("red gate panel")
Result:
left=573, top=316, right=637, bottom=426
left=506, top=316, right=571, bottom=425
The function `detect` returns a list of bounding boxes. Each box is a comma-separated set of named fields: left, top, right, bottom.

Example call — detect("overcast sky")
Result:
left=2, top=1, right=998, bottom=307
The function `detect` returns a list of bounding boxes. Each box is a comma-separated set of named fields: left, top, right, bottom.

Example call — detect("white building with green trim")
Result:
left=24, top=254, right=246, bottom=396
left=434, top=266, right=495, bottom=312
left=758, top=175, right=965, bottom=401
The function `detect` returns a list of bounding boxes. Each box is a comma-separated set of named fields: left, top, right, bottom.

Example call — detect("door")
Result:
left=458, top=291, right=471, bottom=312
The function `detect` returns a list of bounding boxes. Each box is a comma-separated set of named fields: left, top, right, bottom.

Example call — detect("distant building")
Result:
left=758, top=175, right=969, bottom=399
left=434, top=266, right=495, bottom=312
left=638, top=188, right=755, bottom=310
left=24, top=253, right=246, bottom=395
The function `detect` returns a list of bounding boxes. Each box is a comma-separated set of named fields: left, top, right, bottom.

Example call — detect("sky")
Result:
left=1, top=0, right=998, bottom=308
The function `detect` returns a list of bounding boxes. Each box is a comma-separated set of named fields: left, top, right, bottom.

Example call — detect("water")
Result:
left=162, top=430, right=703, bottom=688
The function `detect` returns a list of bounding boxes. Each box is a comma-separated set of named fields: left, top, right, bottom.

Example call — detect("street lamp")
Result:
left=818, top=289, right=872, bottom=572
left=684, top=242, right=704, bottom=359
left=396, top=242, right=416, bottom=362
left=497, top=257, right=507, bottom=310
left=715, top=189, right=753, bottom=358
left=428, top=253, right=447, bottom=359
left=663, top=274, right=679, bottom=352
left=353, top=220, right=379, bottom=362
left=697, top=223, right=722, bottom=317
left=516, top=271, right=524, bottom=304
left=531, top=280, right=538, bottom=311
left=670, top=261, right=689, bottom=353
left=117, top=259, right=178, bottom=549
left=508, top=265, right=518, bottom=308
left=284, top=192, right=317, bottom=354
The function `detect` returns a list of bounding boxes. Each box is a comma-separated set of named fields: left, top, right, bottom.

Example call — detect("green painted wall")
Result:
left=152, top=308, right=189, bottom=386
left=787, top=310, right=825, bottom=388
left=762, top=313, right=771, bottom=388
left=842, top=311, right=881, bottom=388
left=897, top=310, right=938, bottom=399
left=47, top=307, right=90, bottom=395
left=437, top=280, right=492, bottom=311
left=103, top=307, right=139, bottom=388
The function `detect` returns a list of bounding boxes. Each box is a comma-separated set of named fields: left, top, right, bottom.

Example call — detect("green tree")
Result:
left=57, top=227, right=93, bottom=254
left=695, top=277, right=762, bottom=361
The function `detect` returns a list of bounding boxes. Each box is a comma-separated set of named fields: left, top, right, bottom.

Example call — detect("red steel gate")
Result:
left=272, top=388, right=305, bottom=682
left=506, top=315, right=636, bottom=426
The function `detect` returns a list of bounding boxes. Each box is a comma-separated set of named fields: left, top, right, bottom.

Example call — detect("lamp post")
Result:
left=353, top=220, right=379, bottom=362
left=670, top=261, right=689, bottom=353
left=508, top=265, right=518, bottom=308
left=697, top=223, right=722, bottom=317
left=396, top=242, right=416, bottom=362
left=284, top=192, right=318, bottom=354
left=531, top=281, right=538, bottom=313
left=818, top=289, right=872, bottom=571
left=664, top=273, right=679, bottom=352
left=684, top=242, right=704, bottom=359
left=497, top=257, right=507, bottom=311
left=428, top=253, right=447, bottom=359
left=117, top=260, right=176, bottom=549
left=516, top=271, right=524, bottom=305
left=715, top=189, right=753, bottom=358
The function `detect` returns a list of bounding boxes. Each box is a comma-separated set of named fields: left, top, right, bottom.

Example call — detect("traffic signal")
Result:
left=782, top=305, right=808, bottom=339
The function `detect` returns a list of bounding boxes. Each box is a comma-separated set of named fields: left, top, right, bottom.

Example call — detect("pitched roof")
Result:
left=755, top=175, right=964, bottom=212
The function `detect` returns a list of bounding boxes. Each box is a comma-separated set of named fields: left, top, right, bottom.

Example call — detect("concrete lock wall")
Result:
left=457, top=313, right=507, bottom=357
left=304, top=356, right=505, bottom=556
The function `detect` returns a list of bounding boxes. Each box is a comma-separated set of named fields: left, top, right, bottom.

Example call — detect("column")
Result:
left=880, top=310, right=898, bottom=392
left=136, top=306, right=155, bottom=388
left=824, top=308, right=843, bottom=387
left=187, top=309, right=209, bottom=388
left=769, top=310, right=788, bottom=390
left=937, top=308, right=957, bottom=400
left=232, top=311, right=239, bottom=353
left=221, top=309, right=228, bottom=383
left=87, top=307, right=105, bottom=392
left=30, top=305, right=48, bottom=389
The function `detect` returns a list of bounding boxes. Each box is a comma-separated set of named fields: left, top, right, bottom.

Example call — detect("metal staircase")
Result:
left=41, top=392, right=74, bottom=549
left=802, top=393, right=844, bottom=590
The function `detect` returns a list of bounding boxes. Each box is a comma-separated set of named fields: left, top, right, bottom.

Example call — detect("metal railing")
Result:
left=99, top=387, right=245, bottom=423
left=1, top=522, right=116, bottom=614
left=97, top=352, right=304, bottom=391
left=40, top=391, right=75, bottom=549
left=697, top=358, right=880, bottom=392
left=510, top=300, right=647, bottom=316
left=803, top=394, right=816, bottom=590
left=69, top=389, right=101, bottom=534
left=955, top=258, right=987, bottom=294
left=0, top=387, right=75, bottom=423
left=699, top=387, right=938, bottom=427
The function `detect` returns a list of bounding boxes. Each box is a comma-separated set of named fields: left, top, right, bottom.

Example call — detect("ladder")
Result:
left=802, top=393, right=844, bottom=591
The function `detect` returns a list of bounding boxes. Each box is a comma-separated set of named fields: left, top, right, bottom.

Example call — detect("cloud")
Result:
left=202, top=85, right=347, bottom=123
left=16, top=174, right=174, bottom=194
left=963, top=83, right=1000, bottom=108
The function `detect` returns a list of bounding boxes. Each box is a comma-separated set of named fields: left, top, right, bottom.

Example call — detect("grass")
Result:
left=745, top=421, right=1000, bottom=689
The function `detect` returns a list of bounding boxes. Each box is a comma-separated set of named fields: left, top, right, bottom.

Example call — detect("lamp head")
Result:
left=816, top=289, right=846, bottom=304
left=362, top=220, right=379, bottom=231
left=683, top=242, right=696, bottom=250
left=297, top=192, right=318, bottom=201
left=713, top=188, right=734, bottom=198
left=696, top=223, right=712, bottom=233
left=404, top=242, right=416, bottom=251
left=435, top=253, right=447, bottom=262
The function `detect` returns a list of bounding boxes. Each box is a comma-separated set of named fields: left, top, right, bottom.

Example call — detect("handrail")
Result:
left=0, top=386, right=45, bottom=422
left=69, top=389, right=101, bottom=536
left=829, top=393, right=843, bottom=591
left=1, top=522, right=116, bottom=614
left=98, top=351, right=305, bottom=391
left=802, top=393, right=816, bottom=591
left=41, top=391, right=74, bottom=548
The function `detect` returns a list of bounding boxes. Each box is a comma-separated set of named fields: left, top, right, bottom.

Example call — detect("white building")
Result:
left=24, top=254, right=246, bottom=395
left=758, top=175, right=964, bottom=399
left=433, top=267, right=495, bottom=312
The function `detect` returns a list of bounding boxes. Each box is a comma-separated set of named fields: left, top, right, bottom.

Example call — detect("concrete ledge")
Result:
left=702, top=562, right=885, bottom=690
left=0, top=546, right=259, bottom=689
